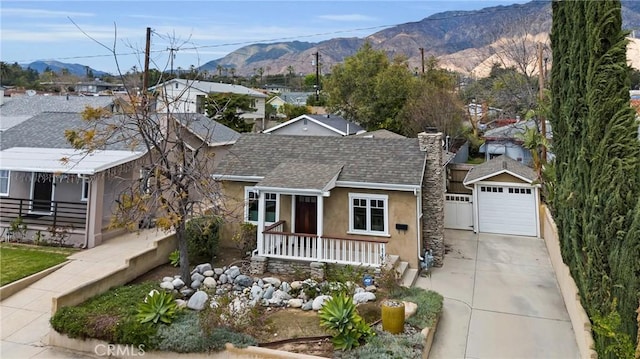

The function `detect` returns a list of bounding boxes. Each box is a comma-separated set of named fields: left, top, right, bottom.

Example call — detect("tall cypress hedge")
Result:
left=550, top=1, right=640, bottom=357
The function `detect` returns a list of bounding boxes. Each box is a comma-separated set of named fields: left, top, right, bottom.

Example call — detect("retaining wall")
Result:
left=541, top=205, right=597, bottom=359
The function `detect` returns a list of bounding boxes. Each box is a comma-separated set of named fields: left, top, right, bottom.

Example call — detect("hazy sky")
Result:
left=1, top=0, right=530, bottom=74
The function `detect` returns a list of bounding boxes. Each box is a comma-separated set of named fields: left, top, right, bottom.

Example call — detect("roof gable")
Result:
left=264, top=114, right=364, bottom=136
left=463, top=155, right=537, bottom=185
left=215, top=133, right=426, bottom=187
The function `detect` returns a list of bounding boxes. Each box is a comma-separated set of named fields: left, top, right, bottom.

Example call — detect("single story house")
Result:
left=0, top=111, right=238, bottom=248
left=263, top=114, right=365, bottom=136
left=213, top=131, right=446, bottom=273
left=480, top=119, right=553, bottom=166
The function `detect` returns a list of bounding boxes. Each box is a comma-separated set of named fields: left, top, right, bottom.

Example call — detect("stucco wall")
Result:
left=219, top=181, right=419, bottom=267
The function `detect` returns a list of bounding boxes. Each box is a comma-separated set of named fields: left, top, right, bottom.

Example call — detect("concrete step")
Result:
left=401, top=268, right=419, bottom=288
left=395, top=261, right=409, bottom=278
left=384, top=254, right=400, bottom=270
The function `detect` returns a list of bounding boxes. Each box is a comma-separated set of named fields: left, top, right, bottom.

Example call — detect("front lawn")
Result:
left=0, top=243, right=77, bottom=286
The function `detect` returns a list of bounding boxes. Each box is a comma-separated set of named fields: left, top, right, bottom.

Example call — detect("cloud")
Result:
left=317, top=14, right=376, bottom=22
left=1, top=8, right=94, bottom=18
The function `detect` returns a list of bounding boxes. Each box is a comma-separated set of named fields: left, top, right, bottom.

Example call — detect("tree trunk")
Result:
left=176, top=228, right=190, bottom=287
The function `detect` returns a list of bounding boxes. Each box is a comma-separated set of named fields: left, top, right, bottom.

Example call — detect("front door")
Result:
left=295, top=195, right=317, bottom=234
left=31, top=172, right=53, bottom=213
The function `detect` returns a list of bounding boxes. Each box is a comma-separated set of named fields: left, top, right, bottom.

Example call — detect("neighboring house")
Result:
left=263, top=114, right=365, bottom=136
left=479, top=119, right=552, bottom=166
left=355, top=129, right=406, bottom=139
left=0, top=111, right=238, bottom=248
left=213, top=131, right=446, bottom=274
left=266, top=92, right=315, bottom=119
left=457, top=155, right=540, bottom=237
left=467, top=102, right=503, bottom=121
left=149, top=79, right=267, bottom=122
left=0, top=94, right=114, bottom=132
left=74, top=80, right=124, bottom=94
left=264, top=84, right=290, bottom=93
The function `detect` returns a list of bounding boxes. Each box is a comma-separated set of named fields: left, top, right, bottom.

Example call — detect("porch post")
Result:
left=316, top=195, right=323, bottom=260
left=257, top=191, right=266, bottom=255
left=86, top=175, right=104, bottom=248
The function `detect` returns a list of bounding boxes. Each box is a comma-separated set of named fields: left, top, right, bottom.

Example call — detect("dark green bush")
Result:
left=152, top=311, right=208, bottom=353
left=186, top=215, right=222, bottom=263
left=336, top=330, right=424, bottom=359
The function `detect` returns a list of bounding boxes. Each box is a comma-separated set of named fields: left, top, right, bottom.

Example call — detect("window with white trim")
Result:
left=245, top=187, right=279, bottom=224
left=0, top=170, right=9, bottom=196
left=81, top=179, right=89, bottom=201
left=349, top=193, right=388, bottom=235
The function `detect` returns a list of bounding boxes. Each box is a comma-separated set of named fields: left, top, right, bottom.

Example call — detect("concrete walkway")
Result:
left=415, top=230, right=579, bottom=359
left=0, top=229, right=167, bottom=359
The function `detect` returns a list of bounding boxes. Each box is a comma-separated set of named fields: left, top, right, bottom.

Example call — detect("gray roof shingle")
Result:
left=216, top=134, right=426, bottom=186
left=257, top=162, right=343, bottom=191
left=463, top=155, right=536, bottom=185
left=0, top=112, right=144, bottom=152
left=171, top=113, right=240, bottom=145
left=307, top=114, right=364, bottom=135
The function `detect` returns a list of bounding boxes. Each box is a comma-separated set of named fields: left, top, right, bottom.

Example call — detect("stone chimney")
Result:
left=418, top=131, right=445, bottom=267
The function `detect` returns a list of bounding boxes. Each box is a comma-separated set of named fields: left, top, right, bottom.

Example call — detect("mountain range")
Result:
left=199, top=0, right=640, bottom=77
left=21, top=60, right=109, bottom=78
left=21, top=0, right=640, bottom=79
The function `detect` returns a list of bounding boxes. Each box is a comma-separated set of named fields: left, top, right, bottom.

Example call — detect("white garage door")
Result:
left=477, top=185, right=537, bottom=236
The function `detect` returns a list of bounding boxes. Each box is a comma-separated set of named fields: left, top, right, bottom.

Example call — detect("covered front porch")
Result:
left=260, top=220, right=387, bottom=267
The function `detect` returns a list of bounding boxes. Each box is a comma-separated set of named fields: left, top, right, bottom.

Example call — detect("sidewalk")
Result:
left=0, top=229, right=168, bottom=359
left=415, top=230, right=579, bottom=359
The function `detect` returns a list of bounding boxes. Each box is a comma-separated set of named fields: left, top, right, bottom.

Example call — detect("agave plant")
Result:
left=318, top=293, right=374, bottom=350
left=136, top=290, right=179, bottom=325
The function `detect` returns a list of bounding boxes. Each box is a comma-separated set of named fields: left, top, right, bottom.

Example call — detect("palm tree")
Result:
left=517, top=125, right=549, bottom=181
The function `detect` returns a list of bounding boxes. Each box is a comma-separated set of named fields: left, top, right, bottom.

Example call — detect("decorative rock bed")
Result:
left=159, top=262, right=378, bottom=312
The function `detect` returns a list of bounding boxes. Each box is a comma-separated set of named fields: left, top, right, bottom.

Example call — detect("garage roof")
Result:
left=463, top=155, right=537, bottom=185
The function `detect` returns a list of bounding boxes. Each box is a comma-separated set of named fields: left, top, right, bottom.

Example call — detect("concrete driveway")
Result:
left=415, top=230, right=579, bottom=359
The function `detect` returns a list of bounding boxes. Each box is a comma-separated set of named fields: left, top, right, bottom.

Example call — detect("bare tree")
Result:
left=66, top=22, right=229, bottom=285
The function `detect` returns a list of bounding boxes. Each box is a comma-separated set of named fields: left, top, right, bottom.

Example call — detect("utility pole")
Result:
left=537, top=42, right=547, bottom=162
left=314, top=51, right=320, bottom=101
left=419, top=47, right=425, bottom=75
left=143, top=27, right=151, bottom=96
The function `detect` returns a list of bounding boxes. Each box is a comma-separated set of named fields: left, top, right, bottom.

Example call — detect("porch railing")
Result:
left=261, top=220, right=387, bottom=267
left=0, top=197, right=87, bottom=231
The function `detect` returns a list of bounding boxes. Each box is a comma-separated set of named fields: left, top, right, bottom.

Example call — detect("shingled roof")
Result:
left=215, top=134, right=427, bottom=187
left=171, top=113, right=240, bottom=146
left=463, top=155, right=537, bottom=185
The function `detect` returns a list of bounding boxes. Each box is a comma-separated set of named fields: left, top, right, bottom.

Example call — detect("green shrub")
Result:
left=392, top=287, right=443, bottom=328
left=186, top=216, right=222, bottom=263
left=137, top=290, right=179, bottom=325
left=168, top=250, right=180, bottom=267
left=50, top=282, right=157, bottom=345
left=336, top=330, right=424, bottom=359
left=326, top=264, right=368, bottom=284
left=230, top=222, right=257, bottom=257
left=152, top=311, right=208, bottom=353
left=318, top=293, right=375, bottom=350
left=206, top=328, right=257, bottom=351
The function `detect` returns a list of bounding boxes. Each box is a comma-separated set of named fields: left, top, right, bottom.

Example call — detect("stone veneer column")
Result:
left=418, top=131, right=445, bottom=267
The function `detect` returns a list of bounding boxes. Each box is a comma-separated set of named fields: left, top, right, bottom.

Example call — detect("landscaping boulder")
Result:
left=203, top=270, right=214, bottom=277
left=187, top=291, right=208, bottom=311
left=196, top=263, right=212, bottom=274
left=160, top=281, right=174, bottom=291
left=219, top=274, right=228, bottom=284
left=263, top=286, right=275, bottom=300
left=288, top=298, right=303, bottom=308
left=365, top=285, right=377, bottom=292
left=175, top=299, right=187, bottom=309
left=180, top=288, right=194, bottom=297
left=312, top=295, right=332, bottom=310
left=162, top=276, right=173, bottom=282
left=302, top=300, right=313, bottom=311
left=172, top=278, right=185, bottom=289
left=268, top=289, right=291, bottom=306
left=225, top=266, right=241, bottom=281
left=191, top=272, right=205, bottom=283
left=203, top=277, right=217, bottom=289
left=291, top=281, right=303, bottom=290
left=280, top=281, right=291, bottom=293
left=191, top=280, right=202, bottom=289
left=214, top=267, right=224, bottom=276
left=403, top=301, right=418, bottom=319
left=234, top=275, right=253, bottom=288
left=262, top=277, right=281, bottom=288
left=250, top=285, right=263, bottom=300
left=353, top=292, right=376, bottom=304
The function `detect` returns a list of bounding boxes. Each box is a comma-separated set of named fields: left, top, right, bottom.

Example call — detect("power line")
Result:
left=10, top=5, right=527, bottom=65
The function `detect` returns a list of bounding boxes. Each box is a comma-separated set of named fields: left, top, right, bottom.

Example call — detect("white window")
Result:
left=0, top=170, right=9, bottom=196
left=245, top=187, right=279, bottom=224
left=349, top=193, right=389, bottom=236
left=81, top=178, right=90, bottom=201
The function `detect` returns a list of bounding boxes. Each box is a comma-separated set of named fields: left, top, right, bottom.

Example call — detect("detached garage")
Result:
left=463, top=156, right=540, bottom=237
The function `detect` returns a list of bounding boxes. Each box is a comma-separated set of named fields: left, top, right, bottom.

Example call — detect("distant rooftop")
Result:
left=150, top=79, right=267, bottom=98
